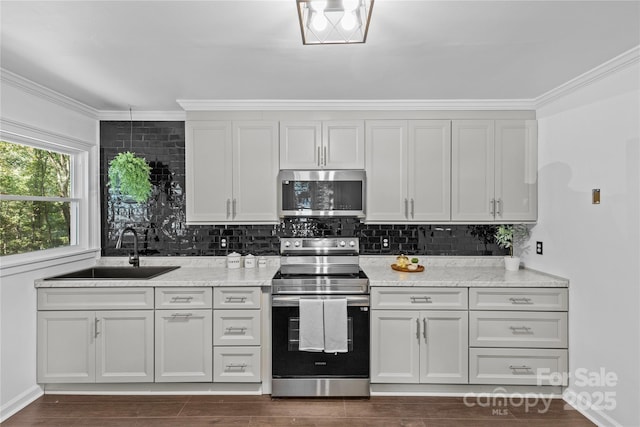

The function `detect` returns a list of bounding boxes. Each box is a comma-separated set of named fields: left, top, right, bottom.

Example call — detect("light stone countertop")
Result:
left=34, top=256, right=568, bottom=288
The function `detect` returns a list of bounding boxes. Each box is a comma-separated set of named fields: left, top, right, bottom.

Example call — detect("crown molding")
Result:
left=535, top=45, right=640, bottom=109
left=97, top=110, right=186, bottom=121
left=176, top=98, right=536, bottom=111
left=0, top=118, right=95, bottom=151
left=1, top=68, right=99, bottom=119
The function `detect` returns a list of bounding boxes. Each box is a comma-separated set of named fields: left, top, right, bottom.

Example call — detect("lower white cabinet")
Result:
left=371, top=310, right=468, bottom=384
left=37, top=310, right=154, bottom=383
left=213, top=346, right=261, bottom=382
left=469, top=348, right=568, bottom=385
left=155, top=309, right=213, bottom=382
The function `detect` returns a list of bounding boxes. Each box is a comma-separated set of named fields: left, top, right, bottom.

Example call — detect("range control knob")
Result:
left=349, top=240, right=356, bottom=247
left=284, top=241, right=291, bottom=247
left=294, top=241, right=301, bottom=247
left=339, top=240, right=346, bottom=247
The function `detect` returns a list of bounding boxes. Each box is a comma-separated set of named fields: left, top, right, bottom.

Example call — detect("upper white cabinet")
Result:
left=366, top=120, right=451, bottom=222
left=186, top=121, right=279, bottom=224
left=451, top=120, right=537, bottom=222
left=280, top=120, right=364, bottom=169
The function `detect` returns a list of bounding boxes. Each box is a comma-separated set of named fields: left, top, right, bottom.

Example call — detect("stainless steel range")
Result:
left=271, top=237, right=370, bottom=397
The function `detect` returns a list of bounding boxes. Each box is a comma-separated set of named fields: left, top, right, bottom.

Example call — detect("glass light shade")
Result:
left=296, top=0, right=374, bottom=45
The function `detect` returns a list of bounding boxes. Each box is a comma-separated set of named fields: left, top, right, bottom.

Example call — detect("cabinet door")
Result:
left=323, top=121, right=365, bottom=169
left=451, top=120, right=495, bottom=221
left=37, top=311, right=95, bottom=383
left=279, top=121, right=322, bottom=169
left=495, top=120, right=538, bottom=221
left=370, top=310, right=420, bottom=383
left=185, top=121, right=233, bottom=222
left=232, top=121, right=279, bottom=222
left=155, top=309, right=213, bottom=382
left=408, top=120, right=451, bottom=221
left=365, top=121, right=408, bottom=222
left=96, top=310, right=154, bottom=382
left=419, top=311, right=468, bottom=384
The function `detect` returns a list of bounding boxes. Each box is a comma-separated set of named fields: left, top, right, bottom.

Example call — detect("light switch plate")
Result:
left=592, top=189, right=601, bottom=204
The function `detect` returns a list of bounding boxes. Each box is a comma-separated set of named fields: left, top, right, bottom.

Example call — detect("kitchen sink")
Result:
left=44, top=266, right=180, bottom=280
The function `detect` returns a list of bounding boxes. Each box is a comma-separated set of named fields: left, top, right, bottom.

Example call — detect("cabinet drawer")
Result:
left=372, top=287, right=468, bottom=310
left=470, top=311, right=567, bottom=348
left=469, top=288, right=568, bottom=311
left=38, top=288, right=154, bottom=310
left=213, top=310, right=261, bottom=346
left=214, top=287, right=261, bottom=309
left=155, top=287, right=212, bottom=309
left=469, top=348, right=568, bottom=385
left=213, top=346, right=261, bottom=383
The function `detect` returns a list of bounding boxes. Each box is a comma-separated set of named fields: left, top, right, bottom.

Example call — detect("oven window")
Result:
left=281, top=180, right=363, bottom=211
left=287, top=317, right=354, bottom=352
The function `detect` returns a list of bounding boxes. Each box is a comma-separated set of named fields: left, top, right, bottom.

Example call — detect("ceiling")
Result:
left=1, top=1, right=639, bottom=111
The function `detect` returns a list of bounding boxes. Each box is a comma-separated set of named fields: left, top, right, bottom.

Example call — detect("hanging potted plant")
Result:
left=108, top=151, right=152, bottom=203
left=494, top=224, right=530, bottom=271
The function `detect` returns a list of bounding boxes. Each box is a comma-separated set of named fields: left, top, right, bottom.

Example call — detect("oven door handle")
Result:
left=272, top=295, right=370, bottom=307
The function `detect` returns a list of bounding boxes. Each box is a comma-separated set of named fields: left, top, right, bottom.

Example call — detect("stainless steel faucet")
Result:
left=115, top=227, right=140, bottom=267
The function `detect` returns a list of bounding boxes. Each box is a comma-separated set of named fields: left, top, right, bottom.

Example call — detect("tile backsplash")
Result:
left=100, top=121, right=507, bottom=257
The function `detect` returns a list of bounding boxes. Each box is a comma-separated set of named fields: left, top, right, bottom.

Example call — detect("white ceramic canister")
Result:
left=227, top=252, right=241, bottom=269
left=258, top=256, right=267, bottom=268
left=244, top=254, right=256, bottom=269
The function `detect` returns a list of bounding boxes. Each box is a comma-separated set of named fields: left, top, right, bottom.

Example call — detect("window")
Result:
left=0, top=140, right=79, bottom=256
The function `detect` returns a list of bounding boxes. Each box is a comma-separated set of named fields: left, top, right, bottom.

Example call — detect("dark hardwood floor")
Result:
left=2, top=394, right=596, bottom=426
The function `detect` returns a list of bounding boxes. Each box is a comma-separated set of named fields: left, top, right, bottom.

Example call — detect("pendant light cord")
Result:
left=129, top=107, right=133, bottom=152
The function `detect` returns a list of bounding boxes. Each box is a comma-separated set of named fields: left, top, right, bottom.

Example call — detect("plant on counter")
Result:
left=495, top=224, right=530, bottom=271
left=108, top=151, right=152, bottom=203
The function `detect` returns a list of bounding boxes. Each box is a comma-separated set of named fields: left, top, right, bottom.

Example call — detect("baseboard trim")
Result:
left=562, top=388, right=623, bottom=427
left=0, top=385, right=43, bottom=423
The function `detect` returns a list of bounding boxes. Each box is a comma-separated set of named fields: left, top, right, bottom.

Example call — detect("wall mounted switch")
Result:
left=592, top=189, right=601, bottom=204
left=536, top=241, right=543, bottom=255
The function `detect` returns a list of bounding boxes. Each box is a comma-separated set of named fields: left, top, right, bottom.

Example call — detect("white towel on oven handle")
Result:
left=323, top=298, right=348, bottom=353
left=298, top=298, right=324, bottom=352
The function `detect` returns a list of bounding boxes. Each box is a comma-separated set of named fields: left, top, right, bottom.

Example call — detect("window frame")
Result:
left=0, top=129, right=96, bottom=270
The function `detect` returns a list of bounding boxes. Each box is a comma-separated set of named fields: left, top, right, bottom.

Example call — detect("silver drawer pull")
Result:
left=226, top=296, right=247, bottom=303
left=225, top=363, right=247, bottom=371
left=509, top=365, right=533, bottom=374
left=171, top=313, right=193, bottom=319
left=509, top=297, right=533, bottom=304
left=170, top=296, right=194, bottom=303
left=410, top=296, right=432, bottom=303
left=225, top=326, right=247, bottom=334
left=509, top=326, right=533, bottom=334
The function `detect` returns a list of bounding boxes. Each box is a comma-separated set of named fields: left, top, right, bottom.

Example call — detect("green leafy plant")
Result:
left=494, top=224, right=530, bottom=257
left=108, top=152, right=152, bottom=203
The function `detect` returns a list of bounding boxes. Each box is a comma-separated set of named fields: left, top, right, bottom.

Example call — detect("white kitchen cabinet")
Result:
left=371, top=310, right=468, bottom=384
left=451, top=119, right=537, bottom=221
left=280, top=120, right=364, bottom=169
left=37, top=310, right=154, bottom=383
left=155, top=309, right=213, bottom=382
left=185, top=120, right=279, bottom=223
left=365, top=120, right=451, bottom=222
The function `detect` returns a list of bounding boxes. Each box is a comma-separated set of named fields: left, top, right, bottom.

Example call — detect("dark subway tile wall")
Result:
left=100, top=121, right=507, bottom=257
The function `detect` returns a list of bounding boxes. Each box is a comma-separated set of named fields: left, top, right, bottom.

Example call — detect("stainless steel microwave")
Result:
left=278, top=170, right=366, bottom=218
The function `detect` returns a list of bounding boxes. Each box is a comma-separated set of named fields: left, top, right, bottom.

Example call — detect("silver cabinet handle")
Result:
left=226, top=199, right=231, bottom=219
left=170, top=296, right=194, bottom=303
left=509, top=326, right=533, bottom=334
left=496, top=198, right=502, bottom=217
left=416, top=318, right=420, bottom=340
left=410, top=296, right=432, bottom=303
left=232, top=199, right=237, bottom=218
left=423, top=317, right=427, bottom=343
left=317, top=146, right=321, bottom=167
left=171, top=313, right=193, bottom=319
left=324, top=146, right=327, bottom=167
left=404, top=198, right=409, bottom=219
left=225, top=363, right=247, bottom=371
left=225, top=296, right=247, bottom=303
left=410, top=199, right=415, bottom=218
left=509, top=365, right=533, bottom=374
left=225, top=326, right=247, bottom=334
left=509, top=297, right=533, bottom=305
left=94, top=318, right=100, bottom=338
left=490, top=198, right=496, bottom=216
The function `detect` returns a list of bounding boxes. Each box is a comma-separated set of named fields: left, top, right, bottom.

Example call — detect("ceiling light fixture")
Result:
left=296, top=0, right=374, bottom=45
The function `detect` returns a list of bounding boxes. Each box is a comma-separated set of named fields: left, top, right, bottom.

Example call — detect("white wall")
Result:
left=524, top=62, right=640, bottom=426
left=0, top=71, right=100, bottom=421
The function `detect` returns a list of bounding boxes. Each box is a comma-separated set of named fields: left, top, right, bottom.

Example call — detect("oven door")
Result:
left=272, top=295, right=370, bottom=378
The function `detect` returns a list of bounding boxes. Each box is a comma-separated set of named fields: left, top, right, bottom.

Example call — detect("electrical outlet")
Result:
left=221, top=238, right=227, bottom=248
left=382, top=238, right=389, bottom=248
left=536, top=241, right=543, bottom=255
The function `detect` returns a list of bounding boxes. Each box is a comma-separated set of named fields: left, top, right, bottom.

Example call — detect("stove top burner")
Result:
left=272, top=269, right=369, bottom=295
